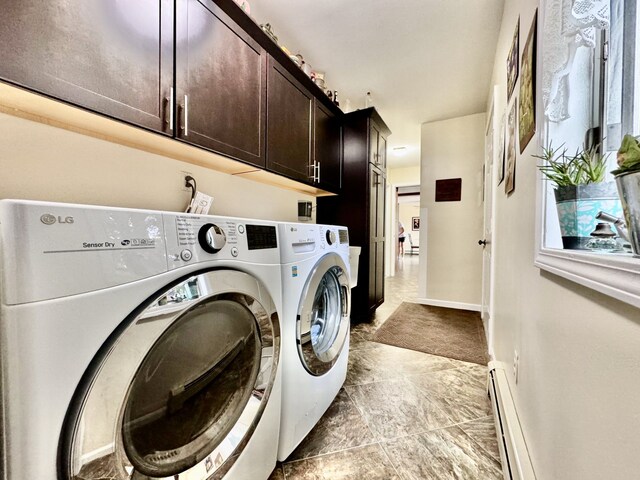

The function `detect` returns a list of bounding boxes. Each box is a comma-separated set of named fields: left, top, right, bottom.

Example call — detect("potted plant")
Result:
left=612, top=134, right=640, bottom=256
left=536, top=143, right=623, bottom=249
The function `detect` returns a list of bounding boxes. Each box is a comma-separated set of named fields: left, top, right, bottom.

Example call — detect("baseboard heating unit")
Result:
left=488, top=361, right=537, bottom=480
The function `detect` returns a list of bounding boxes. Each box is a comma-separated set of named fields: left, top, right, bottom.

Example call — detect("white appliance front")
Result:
left=277, top=223, right=351, bottom=461
left=0, top=200, right=283, bottom=480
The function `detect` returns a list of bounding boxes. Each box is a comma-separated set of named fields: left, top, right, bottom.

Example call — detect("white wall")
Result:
left=488, top=1, right=640, bottom=479
left=419, top=113, right=485, bottom=309
left=0, top=113, right=313, bottom=221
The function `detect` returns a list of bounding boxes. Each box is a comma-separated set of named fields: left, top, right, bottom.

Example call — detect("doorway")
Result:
left=396, top=185, right=421, bottom=260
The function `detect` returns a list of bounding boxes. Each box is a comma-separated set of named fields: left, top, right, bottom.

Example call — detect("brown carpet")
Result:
left=372, top=302, right=488, bottom=365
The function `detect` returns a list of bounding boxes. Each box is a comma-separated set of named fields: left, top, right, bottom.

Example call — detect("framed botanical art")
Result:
left=518, top=10, right=537, bottom=153
left=505, top=100, right=518, bottom=195
left=507, top=18, right=520, bottom=101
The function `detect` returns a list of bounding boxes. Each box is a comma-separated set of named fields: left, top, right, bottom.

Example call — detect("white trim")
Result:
left=416, top=297, right=482, bottom=312
left=534, top=249, right=640, bottom=308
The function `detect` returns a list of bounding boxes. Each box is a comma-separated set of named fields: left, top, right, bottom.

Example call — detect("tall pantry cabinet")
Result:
left=317, top=107, right=391, bottom=322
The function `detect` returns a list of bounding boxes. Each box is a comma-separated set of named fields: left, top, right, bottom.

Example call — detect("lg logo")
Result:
left=40, top=214, right=74, bottom=225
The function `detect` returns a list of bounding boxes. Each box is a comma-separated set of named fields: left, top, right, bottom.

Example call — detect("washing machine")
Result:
left=0, top=200, right=283, bottom=480
left=277, top=222, right=351, bottom=461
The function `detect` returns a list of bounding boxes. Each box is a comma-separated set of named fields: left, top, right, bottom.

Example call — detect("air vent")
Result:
left=338, top=230, right=349, bottom=244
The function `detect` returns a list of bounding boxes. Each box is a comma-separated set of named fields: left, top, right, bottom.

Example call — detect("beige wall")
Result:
left=419, top=113, right=485, bottom=309
left=0, top=113, right=313, bottom=221
left=488, top=1, right=640, bottom=478
left=388, top=165, right=420, bottom=186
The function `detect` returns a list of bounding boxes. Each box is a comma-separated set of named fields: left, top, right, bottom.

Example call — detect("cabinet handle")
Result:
left=372, top=172, right=380, bottom=187
left=317, top=162, right=321, bottom=183
left=309, top=161, right=316, bottom=181
left=168, top=87, right=174, bottom=131
left=183, top=94, right=189, bottom=136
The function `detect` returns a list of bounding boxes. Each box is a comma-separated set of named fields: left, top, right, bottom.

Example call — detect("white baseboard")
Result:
left=80, top=442, right=115, bottom=466
left=488, top=361, right=536, bottom=480
left=415, top=297, right=482, bottom=312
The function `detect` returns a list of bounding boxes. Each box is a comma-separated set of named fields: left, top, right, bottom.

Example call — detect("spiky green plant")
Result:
left=534, top=142, right=607, bottom=188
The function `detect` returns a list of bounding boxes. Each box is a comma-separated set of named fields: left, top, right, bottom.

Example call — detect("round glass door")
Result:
left=60, top=270, right=280, bottom=480
left=297, top=254, right=350, bottom=376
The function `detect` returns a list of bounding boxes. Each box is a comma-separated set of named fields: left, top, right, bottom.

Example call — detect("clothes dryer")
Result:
left=277, top=223, right=351, bottom=461
left=0, top=200, right=283, bottom=480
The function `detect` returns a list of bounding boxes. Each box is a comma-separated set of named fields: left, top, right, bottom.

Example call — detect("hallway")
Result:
left=270, top=255, right=501, bottom=479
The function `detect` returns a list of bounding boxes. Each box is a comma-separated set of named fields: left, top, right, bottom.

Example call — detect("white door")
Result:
left=481, top=98, right=496, bottom=333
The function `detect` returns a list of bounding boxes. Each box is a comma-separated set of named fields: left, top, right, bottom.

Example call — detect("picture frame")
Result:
left=507, top=18, right=520, bottom=101
left=412, top=217, right=420, bottom=231
left=505, top=100, right=518, bottom=195
left=498, top=112, right=506, bottom=185
left=518, top=10, right=537, bottom=153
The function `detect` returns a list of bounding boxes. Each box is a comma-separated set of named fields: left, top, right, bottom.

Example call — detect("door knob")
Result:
left=478, top=239, right=487, bottom=246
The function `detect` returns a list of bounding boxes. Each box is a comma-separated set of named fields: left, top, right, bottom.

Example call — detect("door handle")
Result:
left=317, top=161, right=321, bottom=183
left=478, top=239, right=487, bottom=246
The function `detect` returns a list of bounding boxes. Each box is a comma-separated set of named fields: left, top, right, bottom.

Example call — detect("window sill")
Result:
left=534, top=248, right=640, bottom=308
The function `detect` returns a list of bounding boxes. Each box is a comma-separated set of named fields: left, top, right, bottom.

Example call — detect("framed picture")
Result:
left=412, top=217, right=420, bottom=230
left=518, top=10, right=537, bottom=153
left=507, top=18, right=520, bottom=101
left=498, top=112, right=506, bottom=185
left=505, top=100, right=518, bottom=195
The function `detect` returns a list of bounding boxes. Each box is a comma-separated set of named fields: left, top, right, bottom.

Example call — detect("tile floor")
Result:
left=269, top=256, right=502, bottom=479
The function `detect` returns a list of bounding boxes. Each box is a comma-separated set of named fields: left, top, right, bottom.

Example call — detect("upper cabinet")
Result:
left=314, top=102, right=342, bottom=192
left=369, top=120, right=387, bottom=169
left=0, top=0, right=174, bottom=135
left=0, top=0, right=343, bottom=193
left=176, top=0, right=267, bottom=167
left=266, top=57, right=314, bottom=183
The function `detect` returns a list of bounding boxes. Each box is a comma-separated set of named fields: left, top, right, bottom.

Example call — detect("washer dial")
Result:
left=198, top=224, right=227, bottom=254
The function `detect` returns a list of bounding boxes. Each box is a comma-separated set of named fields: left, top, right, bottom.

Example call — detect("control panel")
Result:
left=163, top=213, right=279, bottom=269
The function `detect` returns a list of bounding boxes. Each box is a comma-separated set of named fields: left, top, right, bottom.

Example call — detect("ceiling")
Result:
left=248, top=0, right=504, bottom=168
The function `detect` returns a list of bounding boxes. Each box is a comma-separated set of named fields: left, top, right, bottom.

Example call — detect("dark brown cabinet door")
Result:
left=266, top=57, right=313, bottom=183
left=369, top=124, right=380, bottom=166
left=314, top=101, right=341, bottom=192
left=378, top=133, right=387, bottom=170
left=0, top=0, right=174, bottom=134
left=176, top=0, right=266, bottom=167
left=368, top=165, right=385, bottom=307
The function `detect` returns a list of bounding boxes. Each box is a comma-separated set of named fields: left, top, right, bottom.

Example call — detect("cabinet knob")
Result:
left=478, top=239, right=487, bottom=246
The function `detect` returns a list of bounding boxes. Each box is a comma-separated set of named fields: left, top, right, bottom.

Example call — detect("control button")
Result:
left=180, top=249, right=193, bottom=262
left=231, top=247, right=239, bottom=257
left=326, top=230, right=337, bottom=245
left=237, top=224, right=245, bottom=234
left=198, top=223, right=227, bottom=254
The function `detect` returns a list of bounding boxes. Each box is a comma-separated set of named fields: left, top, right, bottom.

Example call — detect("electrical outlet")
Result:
left=179, top=171, right=193, bottom=191
left=513, top=350, right=520, bottom=384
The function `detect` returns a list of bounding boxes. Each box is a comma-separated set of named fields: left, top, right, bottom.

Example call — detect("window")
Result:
left=605, top=0, right=638, bottom=150
left=536, top=0, right=640, bottom=309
